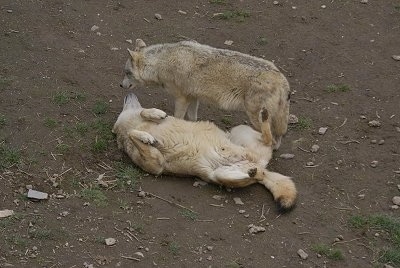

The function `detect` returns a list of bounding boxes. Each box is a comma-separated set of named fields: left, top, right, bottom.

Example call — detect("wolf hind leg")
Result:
left=128, top=130, right=165, bottom=175
left=255, top=169, right=297, bottom=211
left=209, top=165, right=258, bottom=188
left=174, top=96, right=190, bottom=119
left=259, top=107, right=275, bottom=147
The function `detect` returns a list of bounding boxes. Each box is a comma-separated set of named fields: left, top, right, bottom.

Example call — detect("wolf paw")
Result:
left=248, top=167, right=257, bottom=178
left=139, top=133, right=157, bottom=145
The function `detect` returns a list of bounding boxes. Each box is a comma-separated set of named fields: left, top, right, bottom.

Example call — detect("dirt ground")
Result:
left=1, top=0, right=399, bottom=267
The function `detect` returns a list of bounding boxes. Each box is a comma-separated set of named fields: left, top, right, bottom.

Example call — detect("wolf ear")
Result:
left=127, top=48, right=138, bottom=59
left=135, top=39, right=147, bottom=51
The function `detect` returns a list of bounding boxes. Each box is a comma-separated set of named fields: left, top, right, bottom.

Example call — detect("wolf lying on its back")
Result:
left=113, top=93, right=297, bottom=210
left=120, top=39, right=290, bottom=149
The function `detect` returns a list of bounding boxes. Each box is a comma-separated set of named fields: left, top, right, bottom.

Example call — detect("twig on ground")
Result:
left=298, top=147, right=311, bottom=153
left=336, top=118, right=348, bottom=129
left=332, top=237, right=361, bottom=246
left=195, top=219, right=214, bottom=222
left=145, top=191, right=197, bottom=214
left=337, top=140, right=360, bottom=145
left=333, top=206, right=353, bottom=211
left=121, top=255, right=140, bottom=261
left=209, top=204, right=224, bottom=208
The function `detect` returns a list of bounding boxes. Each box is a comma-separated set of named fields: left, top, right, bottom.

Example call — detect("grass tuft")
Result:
left=0, top=143, right=20, bottom=169
left=326, top=84, right=351, bottom=93
left=312, top=243, right=344, bottom=260
left=0, top=114, right=6, bottom=127
left=296, top=116, right=312, bottom=130
left=116, top=162, right=143, bottom=190
left=180, top=209, right=198, bottom=221
left=92, top=101, right=109, bottom=115
left=44, top=118, right=58, bottom=128
left=81, top=187, right=108, bottom=206
left=168, top=241, right=180, bottom=255
left=217, top=10, right=250, bottom=22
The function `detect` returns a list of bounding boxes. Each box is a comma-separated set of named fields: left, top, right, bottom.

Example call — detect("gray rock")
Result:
left=370, top=160, right=378, bottom=168
left=105, top=237, right=116, bottom=246
left=297, top=249, right=308, bottom=260
left=378, top=139, right=385, bottom=145
left=90, top=25, right=99, bottom=32
left=392, top=196, right=400, bottom=206
left=212, top=195, right=224, bottom=200
left=392, top=55, right=400, bottom=61
left=280, top=153, right=295, bottom=159
left=27, top=189, right=48, bottom=200
left=360, top=0, right=368, bottom=3
left=311, top=144, right=320, bottom=153
left=396, top=127, right=400, bottom=133
left=0, top=209, right=14, bottom=218
left=155, top=13, right=162, bottom=20
left=273, top=1, right=279, bottom=5
left=193, top=181, right=208, bottom=187
left=248, top=224, right=265, bottom=234
left=368, top=120, right=381, bottom=127
left=233, top=197, right=244, bottom=205
left=288, top=114, right=299, bottom=124
left=318, top=127, right=328, bottom=135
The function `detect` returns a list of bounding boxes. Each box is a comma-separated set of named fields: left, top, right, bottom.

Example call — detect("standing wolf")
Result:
left=113, top=93, right=297, bottom=210
left=120, top=39, right=290, bottom=149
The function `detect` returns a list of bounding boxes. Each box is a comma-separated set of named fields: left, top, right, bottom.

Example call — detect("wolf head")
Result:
left=112, top=93, right=143, bottom=137
left=120, top=39, right=147, bottom=90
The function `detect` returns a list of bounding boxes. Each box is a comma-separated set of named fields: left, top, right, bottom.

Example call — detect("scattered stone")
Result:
left=134, top=252, right=144, bottom=258
left=83, top=202, right=90, bottom=206
left=233, top=197, right=244, bottom=205
left=391, top=205, right=399, bottom=210
left=374, top=233, right=380, bottom=237
left=288, top=114, right=299, bottom=124
left=111, top=47, right=119, bottom=51
left=337, top=235, right=344, bottom=240
left=224, top=40, right=233, bottom=46
left=248, top=224, right=266, bottom=234
left=370, top=139, right=377, bottom=144
left=317, top=253, right=322, bottom=258
left=370, top=160, right=378, bottom=168
left=396, top=127, right=400, bottom=133
left=378, top=139, right=385, bottom=145
left=392, top=196, right=400, bottom=206
left=280, top=153, right=295, bottom=159
left=32, top=246, right=38, bottom=251
left=368, top=120, right=381, bottom=127
left=206, top=256, right=212, bottom=261
left=27, top=189, right=48, bottom=200
left=212, top=195, right=224, bottom=200
left=193, top=180, right=208, bottom=187
left=138, top=191, right=146, bottom=198
left=334, top=237, right=340, bottom=242
left=126, top=39, right=133, bottom=44
left=83, top=262, right=94, bottom=268
left=26, top=184, right=33, bottom=190
left=392, top=55, right=400, bottom=61
left=306, top=161, right=314, bottom=166
left=311, top=144, right=320, bottom=153
left=90, top=25, right=99, bottom=32
left=297, top=249, right=308, bottom=260
left=154, top=13, right=162, bottom=20
left=178, top=10, right=187, bottom=15
left=207, top=246, right=214, bottom=251
left=60, top=211, right=69, bottom=217
left=273, top=1, right=279, bottom=5
left=358, top=194, right=365, bottom=199
left=0, top=209, right=14, bottom=218
left=360, top=115, right=367, bottom=119
left=318, top=127, right=328, bottom=135
left=360, top=0, right=368, bottom=3
left=244, top=214, right=250, bottom=218
left=292, top=6, right=297, bottom=10
left=238, top=209, right=246, bottom=214
left=321, top=5, right=326, bottom=9
left=105, top=238, right=116, bottom=246
left=7, top=9, right=13, bottom=13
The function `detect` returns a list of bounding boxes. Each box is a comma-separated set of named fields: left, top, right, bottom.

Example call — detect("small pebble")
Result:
left=360, top=0, right=368, bottom=3
left=7, top=9, right=13, bottom=13
left=392, top=196, right=400, bottom=206
left=292, top=6, right=297, bottom=10
left=193, top=181, right=207, bottom=187
left=337, top=235, right=344, bottom=240
left=224, top=40, right=233, bottom=46
left=391, top=205, right=399, bottom=210
left=358, top=194, right=365, bottom=199
left=90, top=25, right=99, bottom=32
left=238, top=209, right=246, bottom=214
left=105, top=238, right=116, bottom=246
left=318, top=127, right=328, bottom=135
left=396, top=127, right=400, bottom=133
left=178, top=10, right=187, bottom=15
left=248, top=224, right=265, bottom=234
left=288, top=114, right=299, bottom=124
left=370, top=160, right=378, bottom=168
left=368, top=120, right=381, bottom=127
left=233, top=197, right=244, bottom=205
left=370, top=139, right=377, bottom=144
left=297, top=249, right=308, bottom=260
left=206, top=246, right=213, bottom=251
left=206, top=256, right=212, bottom=261
left=138, top=191, right=146, bottom=198
left=212, top=195, right=223, bottom=200
left=360, top=115, right=367, bottom=119
left=334, top=237, right=340, bottom=242
left=154, top=13, right=162, bottom=20
left=273, top=1, right=279, bottom=5
left=306, top=162, right=314, bottom=166
left=378, top=139, right=385, bottom=145
left=126, top=39, right=133, bottom=44
left=321, top=5, right=326, bottom=9
left=280, top=153, right=295, bottom=159
left=392, top=55, right=400, bottom=61
left=311, top=144, right=320, bottom=153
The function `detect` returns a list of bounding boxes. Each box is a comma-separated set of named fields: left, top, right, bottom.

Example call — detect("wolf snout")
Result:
left=120, top=82, right=133, bottom=89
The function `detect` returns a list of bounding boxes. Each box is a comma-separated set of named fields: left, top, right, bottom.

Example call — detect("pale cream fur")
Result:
left=113, top=93, right=297, bottom=210
left=120, top=39, right=291, bottom=149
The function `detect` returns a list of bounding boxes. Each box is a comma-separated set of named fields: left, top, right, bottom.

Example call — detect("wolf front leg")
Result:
left=174, top=96, right=190, bottom=119
left=186, top=99, right=199, bottom=121
left=140, top=108, right=167, bottom=123
left=128, top=129, right=166, bottom=175
left=259, top=107, right=275, bottom=147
